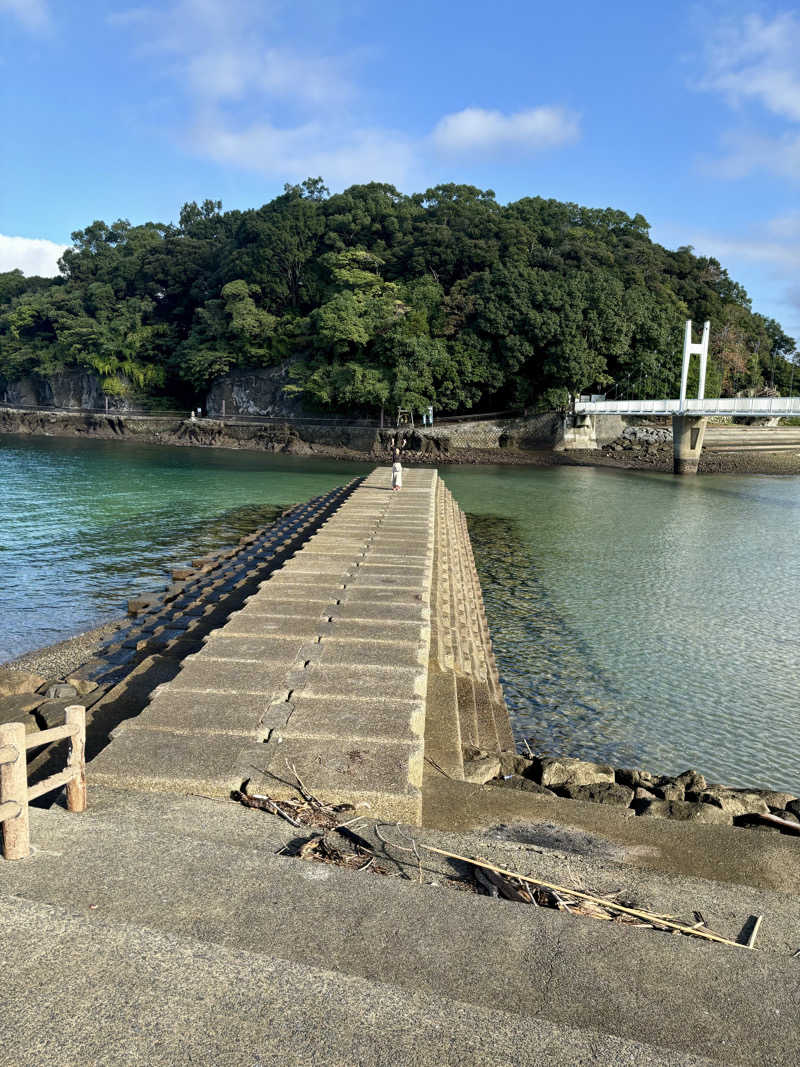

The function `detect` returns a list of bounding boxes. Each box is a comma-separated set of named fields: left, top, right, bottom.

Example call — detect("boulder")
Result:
left=44, top=683, right=78, bottom=701
left=535, top=756, right=614, bottom=789
left=636, top=799, right=732, bottom=825
left=35, top=700, right=77, bottom=730
left=0, top=668, right=46, bottom=697
left=462, top=754, right=502, bottom=785
left=489, top=776, right=555, bottom=795
left=499, top=752, right=534, bottom=777
left=0, top=693, right=44, bottom=722
left=698, top=790, right=770, bottom=817
left=787, top=799, right=800, bottom=817
left=64, top=675, right=99, bottom=697
left=634, top=787, right=657, bottom=802
left=654, top=781, right=685, bottom=803
left=559, top=783, right=634, bottom=806
left=615, top=767, right=656, bottom=790
left=745, top=790, right=796, bottom=811
left=675, top=770, right=707, bottom=794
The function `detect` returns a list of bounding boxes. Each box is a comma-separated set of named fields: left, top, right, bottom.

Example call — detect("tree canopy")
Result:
left=0, top=182, right=795, bottom=413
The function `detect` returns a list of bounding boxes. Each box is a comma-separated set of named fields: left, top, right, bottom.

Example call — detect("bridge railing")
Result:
left=575, top=397, right=800, bottom=417
left=0, top=705, right=86, bottom=860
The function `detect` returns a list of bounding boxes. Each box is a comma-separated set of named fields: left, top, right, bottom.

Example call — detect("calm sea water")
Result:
left=1, top=434, right=798, bottom=792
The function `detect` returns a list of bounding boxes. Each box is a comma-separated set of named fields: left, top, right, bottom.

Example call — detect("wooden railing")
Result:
left=0, top=705, right=86, bottom=861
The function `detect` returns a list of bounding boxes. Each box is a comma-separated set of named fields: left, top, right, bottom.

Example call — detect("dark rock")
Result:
left=654, top=781, right=685, bottom=802
left=0, top=667, right=46, bottom=697
left=499, top=752, right=533, bottom=777
left=489, top=776, right=555, bottom=795
left=786, top=799, right=800, bottom=817
left=616, top=767, right=656, bottom=790
left=535, top=756, right=614, bottom=789
left=675, top=769, right=707, bottom=794
left=35, top=699, right=78, bottom=730
left=44, top=683, right=78, bottom=700
left=635, top=799, right=732, bottom=825
left=559, top=783, right=634, bottom=806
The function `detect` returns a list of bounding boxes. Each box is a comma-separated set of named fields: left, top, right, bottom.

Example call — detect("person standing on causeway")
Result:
left=391, top=457, right=403, bottom=491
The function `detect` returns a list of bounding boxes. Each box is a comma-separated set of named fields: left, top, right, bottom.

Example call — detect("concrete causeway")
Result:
left=90, top=466, right=460, bottom=822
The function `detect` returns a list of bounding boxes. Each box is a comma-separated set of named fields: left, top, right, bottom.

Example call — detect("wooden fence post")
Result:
left=0, top=722, right=30, bottom=860
left=65, top=705, right=87, bottom=813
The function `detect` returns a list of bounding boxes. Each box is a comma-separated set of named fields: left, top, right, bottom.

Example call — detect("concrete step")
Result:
left=3, top=795, right=798, bottom=1064
left=422, top=772, right=800, bottom=894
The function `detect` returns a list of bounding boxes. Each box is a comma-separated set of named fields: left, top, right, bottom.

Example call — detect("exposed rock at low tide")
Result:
left=535, top=756, right=615, bottom=789
left=559, top=782, right=634, bottom=806
left=486, top=752, right=799, bottom=835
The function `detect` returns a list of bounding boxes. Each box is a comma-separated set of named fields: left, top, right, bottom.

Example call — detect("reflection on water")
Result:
left=441, top=464, right=800, bottom=794
left=469, top=513, right=640, bottom=769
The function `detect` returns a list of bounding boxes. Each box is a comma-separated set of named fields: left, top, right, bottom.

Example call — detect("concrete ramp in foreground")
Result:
left=90, top=467, right=511, bottom=823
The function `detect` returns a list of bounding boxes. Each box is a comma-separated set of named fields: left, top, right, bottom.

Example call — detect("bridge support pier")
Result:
left=672, top=415, right=707, bottom=475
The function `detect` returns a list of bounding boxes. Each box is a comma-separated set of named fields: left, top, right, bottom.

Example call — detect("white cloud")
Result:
left=0, top=0, right=50, bottom=32
left=0, top=234, right=68, bottom=276
left=701, top=12, right=800, bottom=122
left=432, top=106, right=580, bottom=154
left=696, top=12, right=800, bottom=180
left=700, top=128, right=800, bottom=180
left=195, top=118, right=415, bottom=186
left=114, top=1, right=578, bottom=184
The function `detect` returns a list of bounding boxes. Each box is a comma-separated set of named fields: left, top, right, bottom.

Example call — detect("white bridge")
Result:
left=575, top=396, right=800, bottom=417
left=569, top=320, right=800, bottom=473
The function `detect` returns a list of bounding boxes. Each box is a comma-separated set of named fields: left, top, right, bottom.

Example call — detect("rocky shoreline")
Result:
left=4, top=405, right=800, bottom=475
left=473, top=748, right=800, bottom=835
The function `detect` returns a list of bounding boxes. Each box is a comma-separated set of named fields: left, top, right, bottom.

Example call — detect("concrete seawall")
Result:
left=89, top=467, right=513, bottom=824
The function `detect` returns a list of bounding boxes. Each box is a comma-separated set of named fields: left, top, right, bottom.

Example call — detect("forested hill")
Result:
left=0, top=180, right=796, bottom=414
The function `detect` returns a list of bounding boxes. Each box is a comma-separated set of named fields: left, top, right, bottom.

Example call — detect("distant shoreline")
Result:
left=2, top=405, right=800, bottom=476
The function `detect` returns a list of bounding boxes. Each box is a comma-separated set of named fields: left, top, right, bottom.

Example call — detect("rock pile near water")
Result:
left=481, top=750, right=799, bottom=833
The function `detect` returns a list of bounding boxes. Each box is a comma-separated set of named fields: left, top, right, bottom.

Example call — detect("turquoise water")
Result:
left=0, top=435, right=369, bottom=661
left=1, top=434, right=798, bottom=792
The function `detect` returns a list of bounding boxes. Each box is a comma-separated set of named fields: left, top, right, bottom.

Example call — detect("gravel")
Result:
left=1, top=619, right=125, bottom=681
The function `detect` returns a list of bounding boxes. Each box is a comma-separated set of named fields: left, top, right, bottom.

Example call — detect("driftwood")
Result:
left=755, top=811, right=800, bottom=834
left=417, top=843, right=749, bottom=949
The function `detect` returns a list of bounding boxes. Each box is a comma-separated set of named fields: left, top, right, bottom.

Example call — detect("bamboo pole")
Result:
left=65, top=706, right=87, bottom=813
left=0, top=722, right=30, bottom=860
left=419, top=844, right=747, bottom=949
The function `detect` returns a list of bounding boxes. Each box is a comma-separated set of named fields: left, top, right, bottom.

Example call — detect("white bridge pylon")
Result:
left=680, top=319, right=710, bottom=407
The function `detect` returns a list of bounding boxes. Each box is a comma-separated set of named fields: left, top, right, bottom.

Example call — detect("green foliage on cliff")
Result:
left=0, top=184, right=795, bottom=411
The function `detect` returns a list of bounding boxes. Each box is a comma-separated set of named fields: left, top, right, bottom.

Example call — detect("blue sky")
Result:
left=1, top=0, right=798, bottom=345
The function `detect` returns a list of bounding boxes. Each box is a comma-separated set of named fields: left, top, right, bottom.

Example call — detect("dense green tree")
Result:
left=0, top=182, right=795, bottom=413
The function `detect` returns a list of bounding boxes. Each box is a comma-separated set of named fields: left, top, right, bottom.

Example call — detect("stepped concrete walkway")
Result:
left=3, top=466, right=799, bottom=1065
left=90, top=467, right=443, bottom=822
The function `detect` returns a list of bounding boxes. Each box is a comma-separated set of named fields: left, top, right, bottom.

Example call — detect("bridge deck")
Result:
left=576, top=397, right=800, bottom=417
